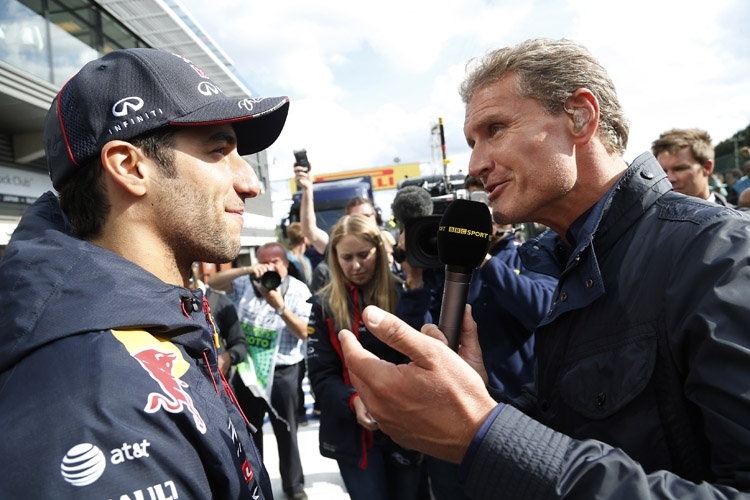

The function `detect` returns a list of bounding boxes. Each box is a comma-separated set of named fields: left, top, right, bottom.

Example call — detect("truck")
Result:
left=283, top=175, right=380, bottom=234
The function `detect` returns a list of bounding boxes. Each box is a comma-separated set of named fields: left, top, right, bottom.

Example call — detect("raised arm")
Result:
left=294, top=164, right=329, bottom=254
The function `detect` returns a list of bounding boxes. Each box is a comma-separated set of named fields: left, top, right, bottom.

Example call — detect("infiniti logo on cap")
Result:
left=112, top=97, right=145, bottom=117
left=197, top=82, right=220, bottom=97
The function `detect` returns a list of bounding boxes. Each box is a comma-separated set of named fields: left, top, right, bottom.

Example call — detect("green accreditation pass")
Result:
left=236, top=324, right=279, bottom=398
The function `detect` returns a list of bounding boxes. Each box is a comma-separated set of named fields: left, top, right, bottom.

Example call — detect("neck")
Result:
left=542, top=153, right=628, bottom=243
left=91, top=222, right=183, bottom=286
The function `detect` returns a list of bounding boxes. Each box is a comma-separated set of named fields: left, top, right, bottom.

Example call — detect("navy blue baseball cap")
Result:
left=44, top=48, right=289, bottom=190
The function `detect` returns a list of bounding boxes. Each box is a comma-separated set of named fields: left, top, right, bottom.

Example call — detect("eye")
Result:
left=489, top=124, right=504, bottom=137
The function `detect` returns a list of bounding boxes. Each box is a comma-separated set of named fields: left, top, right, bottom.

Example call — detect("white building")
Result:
left=0, top=0, right=277, bottom=255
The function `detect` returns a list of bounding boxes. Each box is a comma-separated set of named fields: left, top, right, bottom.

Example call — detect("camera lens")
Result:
left=258, top=270, right=281, bottom=290
left=392, top=246, right=406, bottom=264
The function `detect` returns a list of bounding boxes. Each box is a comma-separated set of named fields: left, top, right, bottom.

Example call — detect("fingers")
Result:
left=352, top=394, right=379, bottom=431
left=360, top=306, right=442, bottom=365
left=421, top=323, right=448, bottom=345
left=456, top=304, right=488, bottom=384
left=293, top=164, right=313, bottom=180
left=459, top=304, right=478, bottom=347
left=338, top=329, right=382, bottom=381
left=424, top=305, right=475, bottom=349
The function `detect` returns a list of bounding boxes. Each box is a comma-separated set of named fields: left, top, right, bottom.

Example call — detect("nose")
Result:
left=468, top=146, right=492, bottom=182
left=232, top=154, right=261, bottom=201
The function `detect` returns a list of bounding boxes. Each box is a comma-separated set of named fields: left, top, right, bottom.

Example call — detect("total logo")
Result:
left=60, top=440, right=151, bottom=487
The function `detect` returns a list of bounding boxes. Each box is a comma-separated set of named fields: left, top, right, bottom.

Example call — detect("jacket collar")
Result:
left=519, top=152, right=671, bottom=324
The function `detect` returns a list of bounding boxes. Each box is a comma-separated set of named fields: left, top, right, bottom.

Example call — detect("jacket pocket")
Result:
left=559, top=330, right=658, bottom=420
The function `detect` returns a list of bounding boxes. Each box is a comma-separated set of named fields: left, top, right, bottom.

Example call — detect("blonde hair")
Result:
left=651, top=128, right=714, bottom=165
left=320, top=214, right=397, bottom=332
left=286, top=222, right=305, bottom=247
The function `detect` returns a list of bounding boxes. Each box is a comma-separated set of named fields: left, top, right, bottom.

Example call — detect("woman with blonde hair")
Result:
left=307, top=214, right=431, bottom=500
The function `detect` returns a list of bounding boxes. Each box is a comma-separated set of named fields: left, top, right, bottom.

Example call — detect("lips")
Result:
left=484, top=179, right=508, bottom=201
left=225, top=207, right=245, bottom=222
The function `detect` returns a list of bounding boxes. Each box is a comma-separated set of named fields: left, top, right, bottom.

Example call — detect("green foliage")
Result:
left=714, top=124, right=750, bottom=173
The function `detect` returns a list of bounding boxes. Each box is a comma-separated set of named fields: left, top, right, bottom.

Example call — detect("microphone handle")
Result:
left=438, top=268, right=473, bottom=351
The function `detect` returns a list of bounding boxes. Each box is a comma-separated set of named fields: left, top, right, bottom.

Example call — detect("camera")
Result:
left=394, top=215, right=442, bottom=268
left=253, top=270, right=281, bottom=290
left=294, top=149, right=310, bottom=171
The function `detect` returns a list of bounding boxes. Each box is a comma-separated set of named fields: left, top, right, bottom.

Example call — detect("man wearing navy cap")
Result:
left=0, top=48, right=289, bottom=499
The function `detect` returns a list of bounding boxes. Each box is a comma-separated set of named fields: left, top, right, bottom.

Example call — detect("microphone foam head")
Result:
left=437, top=199, right=492, bottom=271
left=391, top=186, right=434, bottom=229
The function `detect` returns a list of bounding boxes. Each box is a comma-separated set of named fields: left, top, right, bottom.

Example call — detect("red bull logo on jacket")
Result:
left=113, top=330, right=207, bottom=434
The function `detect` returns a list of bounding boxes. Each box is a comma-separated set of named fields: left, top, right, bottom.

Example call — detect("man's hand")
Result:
left=253, top=282, right=284, bottom=310
left=218, top=351, right=232, bottom=376
left=398, top=230, right=424, bottom=290
left=246, top=263, right=284, bottom=309
left=338, top=305, right=497, bottom=463
left=294, top=164, right=313, bottom=191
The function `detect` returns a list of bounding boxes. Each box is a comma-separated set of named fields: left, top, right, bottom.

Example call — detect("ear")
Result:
left=100, top=140, right=148, bottom=197
left=703, top=159, right=715, bottom=176
left=563, top=89, right=599, bottom=143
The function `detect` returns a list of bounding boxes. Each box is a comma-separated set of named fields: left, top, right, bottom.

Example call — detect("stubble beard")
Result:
left=159, top=180, right=241, bottom=267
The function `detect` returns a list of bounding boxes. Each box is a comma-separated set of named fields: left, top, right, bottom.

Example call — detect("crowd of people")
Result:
left=1, top=36, right=749, bottom=500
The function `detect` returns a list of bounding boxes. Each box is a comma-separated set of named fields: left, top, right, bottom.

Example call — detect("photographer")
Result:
left=209, top=242, right=312, bottom=500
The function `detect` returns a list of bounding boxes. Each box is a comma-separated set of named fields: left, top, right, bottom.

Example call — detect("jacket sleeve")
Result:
left=306, top=298, right=356, bottom=416
left=463, top=405, right=747, bottom=500
left=479, top=254, right=557, bottom=332
left=663, top=213, right=750, bottom=490
left=214, top=293, right=247, bottom=365
left=396, top=286, right=433, bottom=329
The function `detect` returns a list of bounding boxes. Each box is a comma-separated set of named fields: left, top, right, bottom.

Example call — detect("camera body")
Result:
left=393, top=215, right=443, bottom=268
left=294, top=149, right=310, bottom=171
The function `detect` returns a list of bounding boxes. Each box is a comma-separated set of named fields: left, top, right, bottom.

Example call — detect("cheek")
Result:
left=363, top=258, right=377, bottom=275
left=338, top=260, right=352, bottom=276
left=529, top=155, right=576, bottom=196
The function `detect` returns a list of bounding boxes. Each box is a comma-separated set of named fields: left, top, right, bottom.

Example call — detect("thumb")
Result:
left=361, top=305, right=441, bottom=365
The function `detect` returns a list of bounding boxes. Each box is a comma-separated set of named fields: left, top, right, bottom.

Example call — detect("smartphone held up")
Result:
left=294, top=149, right=310, bottom=171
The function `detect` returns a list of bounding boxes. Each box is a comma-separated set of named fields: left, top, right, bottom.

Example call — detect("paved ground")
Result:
left=261, top=380, right=350, bottom=499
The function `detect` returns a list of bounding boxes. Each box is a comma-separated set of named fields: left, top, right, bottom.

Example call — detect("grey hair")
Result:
left=459, top=38, right=629, bottom=155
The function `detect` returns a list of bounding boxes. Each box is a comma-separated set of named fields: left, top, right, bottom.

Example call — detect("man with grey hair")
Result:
left=651, top=127, right=732, bottom=205
left=337, top=38, right=750, bottom=499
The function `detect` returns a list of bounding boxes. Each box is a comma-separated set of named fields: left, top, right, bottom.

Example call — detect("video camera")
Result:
left=392, top=189, right=489, bottom=268
left=392, top=215, right=442, bottom=268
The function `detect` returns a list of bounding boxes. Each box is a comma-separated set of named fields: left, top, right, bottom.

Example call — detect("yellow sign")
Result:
left=290, top=163, right=422, bottom=192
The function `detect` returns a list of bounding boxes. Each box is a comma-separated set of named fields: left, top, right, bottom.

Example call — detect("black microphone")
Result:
left=437, top=199, right=492, bottom=350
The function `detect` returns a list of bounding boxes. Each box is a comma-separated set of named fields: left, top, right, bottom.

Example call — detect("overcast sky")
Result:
left=179, top=0, right=749, bottom=188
